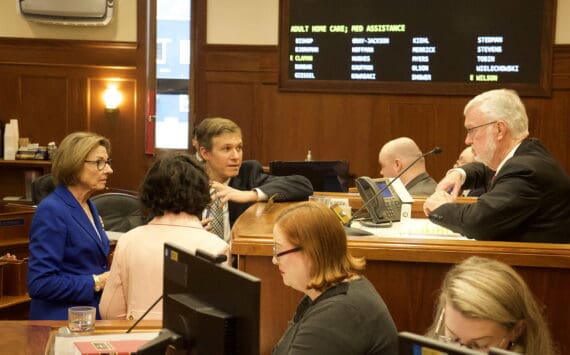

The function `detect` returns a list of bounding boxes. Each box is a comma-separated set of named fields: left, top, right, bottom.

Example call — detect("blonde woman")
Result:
left=28, top=132, right=113, bottom=320
left=428, top=256, right=556, bottom=354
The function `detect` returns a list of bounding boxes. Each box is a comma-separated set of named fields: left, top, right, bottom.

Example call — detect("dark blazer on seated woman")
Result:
left=28, top=185, right=110, bottom=320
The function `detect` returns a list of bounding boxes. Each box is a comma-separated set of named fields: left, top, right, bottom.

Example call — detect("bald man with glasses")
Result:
left=423, top=89, right=570, bottom=243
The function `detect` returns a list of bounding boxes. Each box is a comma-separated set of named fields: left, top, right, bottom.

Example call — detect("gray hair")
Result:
left=464, top=89, right=529, bottom=139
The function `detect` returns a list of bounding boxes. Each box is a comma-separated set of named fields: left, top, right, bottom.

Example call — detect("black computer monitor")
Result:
left=138, top=243, right=261, bottom=354
left=398, top=332, right=482, bottom=355
left=488, top=348, right=519, bottom=355
left=269, top=160, right=350, bottom=192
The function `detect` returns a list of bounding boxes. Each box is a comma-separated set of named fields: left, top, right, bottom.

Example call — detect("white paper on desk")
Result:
left=398, top=219, right=467, bottom=239
left=352, top=219, right=468, bottom=240
left=54, top=331, right=158, bottom=355
left=351, top=221, right=401, bottom=238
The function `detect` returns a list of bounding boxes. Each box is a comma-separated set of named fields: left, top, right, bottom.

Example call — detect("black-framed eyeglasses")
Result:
left=84, top=159, right=112, bottom=171
left=272, top=245, right=302, bottom=259
left=434, top=307, right=508, bottom=351
left=465, top=121, right=497, bottom=137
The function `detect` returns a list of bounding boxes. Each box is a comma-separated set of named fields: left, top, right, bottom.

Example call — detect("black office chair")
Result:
left=91, top=192, right=144, bottom=232
left=31, top=173, right=56, bottom=205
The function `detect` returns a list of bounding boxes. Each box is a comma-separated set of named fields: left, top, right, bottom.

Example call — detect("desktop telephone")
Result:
left=355, top=176, right=403, bottom=226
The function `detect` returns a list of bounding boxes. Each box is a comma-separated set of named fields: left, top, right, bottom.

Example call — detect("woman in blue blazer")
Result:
left=28, top=132, right=113, bottom=320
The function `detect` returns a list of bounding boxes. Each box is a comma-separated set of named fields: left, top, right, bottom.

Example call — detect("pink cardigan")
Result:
left=99, top=214, right=229, bottom=320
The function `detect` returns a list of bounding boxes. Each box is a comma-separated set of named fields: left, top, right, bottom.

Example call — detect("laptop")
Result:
left=398, top=332, right=481, bottom=355
left=269, top=160, right=350, bottom=192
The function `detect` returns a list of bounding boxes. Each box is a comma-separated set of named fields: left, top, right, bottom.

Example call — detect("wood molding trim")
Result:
left=0, top=38, right=137, bottom=68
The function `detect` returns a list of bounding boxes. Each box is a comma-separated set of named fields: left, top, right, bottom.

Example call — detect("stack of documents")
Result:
left=353, top=219, right=467, bottom=239
left=53, top=331, right=158, bottom=355
left=398, top=219, right=466, bottom=239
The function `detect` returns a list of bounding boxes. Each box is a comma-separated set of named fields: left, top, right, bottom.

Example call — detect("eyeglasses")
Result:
left=272, top=245, right=302, bottom=259
left=84, top=159, right=112, bottom=171
left=466, top=121, right=497, bottom=137
left=436, top=334, right=500, bottom=351
left=435, top=308, right=508, bottom=352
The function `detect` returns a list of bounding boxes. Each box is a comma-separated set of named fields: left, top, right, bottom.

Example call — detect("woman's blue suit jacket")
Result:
left=27, top=185, right=110, bottom=320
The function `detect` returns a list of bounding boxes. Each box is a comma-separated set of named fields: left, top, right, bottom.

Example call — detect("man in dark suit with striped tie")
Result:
left=195, top=117, right=313, bottom=242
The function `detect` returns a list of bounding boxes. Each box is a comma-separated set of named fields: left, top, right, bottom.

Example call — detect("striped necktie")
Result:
left=210, top=197, right=225, bottom=240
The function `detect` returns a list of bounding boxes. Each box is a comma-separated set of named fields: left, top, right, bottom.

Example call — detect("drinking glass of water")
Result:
left=68, top=306, right=96, bottom=335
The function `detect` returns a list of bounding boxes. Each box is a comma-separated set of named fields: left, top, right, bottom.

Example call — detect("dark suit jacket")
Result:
left=430, top=138, right=570, bottom=243
left=28, top=185, right=110, bottom=320
left=406, top=172, right=437, bottom=196
left=229, top=160, right=313, bottom=226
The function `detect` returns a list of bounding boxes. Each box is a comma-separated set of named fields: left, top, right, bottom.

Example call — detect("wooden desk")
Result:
left=0, top=320, right=161, bottom=354
left=231, top=202, right=570, bottom=355
left=0, top=160, right=51, bottom=202
left=313, top=191, right=477, bottom=218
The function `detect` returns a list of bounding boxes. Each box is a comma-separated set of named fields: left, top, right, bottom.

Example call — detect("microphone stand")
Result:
left=345, top=147, right=442, bottom=232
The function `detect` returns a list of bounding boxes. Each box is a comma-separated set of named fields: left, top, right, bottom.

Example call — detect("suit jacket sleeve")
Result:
left=233, top=160, right=313, bottom=201
left=430, top=159, right=541, bottom=240
left=228, top=160, right=313, bottom=226
left=460, top=162, right=495, bottom=191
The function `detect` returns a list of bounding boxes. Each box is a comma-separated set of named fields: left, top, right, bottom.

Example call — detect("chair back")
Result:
left=31, top=174, right=56, bottom=205
left=91, top=192, right=144, bottom=232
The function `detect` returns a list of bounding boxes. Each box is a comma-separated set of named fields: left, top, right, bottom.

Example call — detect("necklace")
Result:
left=148, top=222, right=203, bottom=229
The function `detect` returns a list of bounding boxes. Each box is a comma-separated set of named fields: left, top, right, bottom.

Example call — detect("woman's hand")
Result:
left=201, top=216, right=213, bottom=231
left=94, top=271, right=111, bottom=291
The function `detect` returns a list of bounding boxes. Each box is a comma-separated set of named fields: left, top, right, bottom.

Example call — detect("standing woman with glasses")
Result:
left=28, top=132, right=113, bottom=320
left=427, top=256, right=557, bottom=354
left=272, top=201, right=398, bottom=355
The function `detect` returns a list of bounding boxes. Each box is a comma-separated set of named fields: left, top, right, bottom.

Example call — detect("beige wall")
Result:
left=556, top=0, right=570, bottom=44
left=0, top=1, right=136, bottom=42
left=207, top=0, right=570, bottom=45
left=207, top=0, right=278, bottom=45
left=0, top=0, right=567, bottom=45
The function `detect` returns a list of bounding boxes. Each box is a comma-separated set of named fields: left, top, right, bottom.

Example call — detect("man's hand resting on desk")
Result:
left=423, top=190, right=455, bottom=216
left=210, top=181, right=259, bottom=206
left=435, top=170, right=464, bottom=198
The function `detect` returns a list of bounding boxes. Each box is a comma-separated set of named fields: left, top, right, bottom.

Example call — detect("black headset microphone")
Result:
left=345, top=147, right=443, bottom=229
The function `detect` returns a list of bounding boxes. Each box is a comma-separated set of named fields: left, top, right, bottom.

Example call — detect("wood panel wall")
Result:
left=0, top=38, right=150, bottom=191
left=196, top=45, right=570, bottom=181
left=0, top=0, right=152, bottom=192
left=0, top=0, right=568, bottom=192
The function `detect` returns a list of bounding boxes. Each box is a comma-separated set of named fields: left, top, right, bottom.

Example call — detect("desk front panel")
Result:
left=232, top=202, right=570, bottom=355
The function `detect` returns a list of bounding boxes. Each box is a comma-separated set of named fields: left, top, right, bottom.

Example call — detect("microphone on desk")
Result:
left=344, top=147, right=443, bottom=231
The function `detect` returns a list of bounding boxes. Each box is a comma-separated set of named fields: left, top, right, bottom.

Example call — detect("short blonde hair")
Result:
left=52, top=131, right=111, bottom=186
left=427, top=257, right=556, bottom=355
left=275, top=201, right=365, bottom=292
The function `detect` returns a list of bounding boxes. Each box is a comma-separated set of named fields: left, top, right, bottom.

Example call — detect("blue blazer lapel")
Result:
left=88, top=199, right=110, bottom=255
left=56, top=186, right=109, bottom=258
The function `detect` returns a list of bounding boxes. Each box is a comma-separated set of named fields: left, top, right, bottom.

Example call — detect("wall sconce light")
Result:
left=103, top=84, right=122, bottom=116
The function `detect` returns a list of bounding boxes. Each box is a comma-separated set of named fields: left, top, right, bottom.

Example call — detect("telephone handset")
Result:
left=355, top=176, right=403, bottom=226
